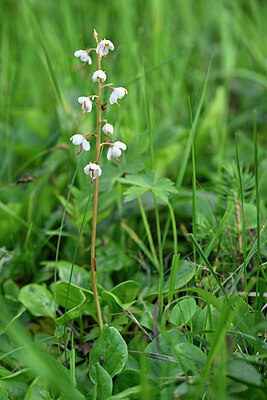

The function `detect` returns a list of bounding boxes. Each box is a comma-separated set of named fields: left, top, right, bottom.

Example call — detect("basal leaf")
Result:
left=96, top=363, right=113, bottom=400
left=111, top=281, right=141, bottom=304
left=89, top=325, right=128, bottom=384
left=170, top=297, right=197, bottom=327
left=18, top=284, right=53, bottom=319
left=113, top=370, right=141, bottom=395
left=55, top=282, right=94, bottom=326
left=227, top=360, right=262, bottom=386
left=175, top=343, right=206, bottom=372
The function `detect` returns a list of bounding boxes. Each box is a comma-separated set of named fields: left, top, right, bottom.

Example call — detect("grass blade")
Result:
left=188, top=233, right=228, bottom=300
left=176, top=57, right=213, bottom=188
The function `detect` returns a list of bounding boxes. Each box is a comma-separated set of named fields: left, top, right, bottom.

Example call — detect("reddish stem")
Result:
left=77, top=144, right=83, bottom=155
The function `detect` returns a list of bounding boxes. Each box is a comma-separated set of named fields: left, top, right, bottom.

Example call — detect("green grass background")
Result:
left=0, top=0, right=266, bottom=399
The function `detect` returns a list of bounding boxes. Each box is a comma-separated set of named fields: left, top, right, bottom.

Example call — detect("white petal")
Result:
left=84, top=164, right=91, bottom=175
left=109, top=92, right=117, bottom=104
left=95, top=166, right=102, bottom=177
left=114, top=141, right=127, bottom=150
left=89, top=163, right=102, bottom=179
left=82, top=139, right=90, bottom=151
left=96, top=42, right=104, bottom=55
left=102, top=123, right=113, bottom=136
left=85, top=99, right=92, bottom=112
left=70, top=134, right=84, bottom=145
left=107, top=147, right=112, bottom=160
left=92, top=70, right=106, bottom=83
left=80, top=53, right=88, bottom=61
left=78, top=96, right=87, bottom=104
left=112, top=147, right=122, bottom=158
left=105, top=40, right=114, bottom=51
left=115, top=87, right=127, bottom=99
left=87, top=55, right=92, bottom=65
left=74, top=50, right=83, bottom=57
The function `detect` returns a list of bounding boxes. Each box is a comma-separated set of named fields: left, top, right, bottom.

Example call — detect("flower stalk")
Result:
left=90, top=43, right=103, bottom=331
left=72, top=30, right=128, bottom=332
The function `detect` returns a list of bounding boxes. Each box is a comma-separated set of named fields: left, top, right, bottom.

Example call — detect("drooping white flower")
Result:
left=78, top=97, right=92, bottom=114
left=92, top=70, right=106, bottom=83
left=74, top=50, right=92, bottom=65
left=84, top=162, right=102, bottom=183
left=70, top=134, right=90, bottom=155
left=109, top=87, right=128, bottom=106
left=96, top=40, right=114, bottom=57
left=107, top=141, right=127, bottom=162
left=102, top=123, right=114, bottom=136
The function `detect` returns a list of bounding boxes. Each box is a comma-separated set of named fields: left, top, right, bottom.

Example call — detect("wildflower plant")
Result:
left=71, top=30, right=127, bottom=331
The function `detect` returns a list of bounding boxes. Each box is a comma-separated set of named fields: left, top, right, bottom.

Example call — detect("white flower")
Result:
left=96, top=40, right=114, bottom=57
left=102, top=123, right=114, bottom=136
left=70, top=134, right=90, bottom=155
left=107, top=141, right=127, bottom=162
left=78, top=97, right=92, bottom=114
left=74, top=50, right=92, bottom=65
left=84, top=162, right=102, bottom=183
left=92, top=70, right=106, bottom=83
left=109, top=87, right=128, bottom=106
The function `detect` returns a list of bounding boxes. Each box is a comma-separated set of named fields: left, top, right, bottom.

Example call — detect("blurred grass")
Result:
left=0, top=1, right=266, bottom=396
left=0, top=0, right=266, bottom=303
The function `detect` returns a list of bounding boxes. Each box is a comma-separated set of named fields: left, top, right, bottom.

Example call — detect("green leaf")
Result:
left=101, top=291, right=124, bottom=313
left=56, top=282, right=87, bottom=310
left=107, top=386, right=142, bottom=399
left=175, top=343, right=206, bottom=372
left=0, top=380, right=28, bottom=400
left=145, top=329, right=187, bottom=381
left=151, top=177, right=178, bottom=202
left=170, top=297, right=196, bottom=326
left=55, top=282, right=93, bottom=326
left=123, top=186, right=148, bottom=201
left=227, top=360, right=262, bottom=386
left=25, top=377, right=53, bottom=400
left=0, top=384, right=10, bottom=400
left=144, top=261, right=196, bottom=301
left=18, top=284, right=53, bottom=318
left=111, top=281, right=141, bottom=304
left=120, top=170, right=177, bottom=203
left=95, top=363, right=113, bottom=400
left=41, top=261, right=91, bottom=289
left=113, top=370, right=141, bottom=394
left=96, top=242, right=132, bottom=273
left=89, top=325, right=128, bottom=384
left=0, top=295, right=26, bottom=334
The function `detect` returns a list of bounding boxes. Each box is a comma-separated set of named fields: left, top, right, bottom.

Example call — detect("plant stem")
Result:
left=90, top=44, right=103, bottom=331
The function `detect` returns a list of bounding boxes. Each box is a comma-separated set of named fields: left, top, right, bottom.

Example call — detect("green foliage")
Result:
left=120, top=170, right=178, bottom=203
left=89, top=325, right=128, bottom=384
left=170, top=297, right=197, bottom=327
left=95, top=363, right=113, bottom=400
left=0, top=0, right=266, bottom=398
left=18, top=284, right=54, bottom=319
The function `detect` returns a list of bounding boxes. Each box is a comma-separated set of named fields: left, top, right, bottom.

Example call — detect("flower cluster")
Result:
left=70, top=31, right=127, bottom=183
